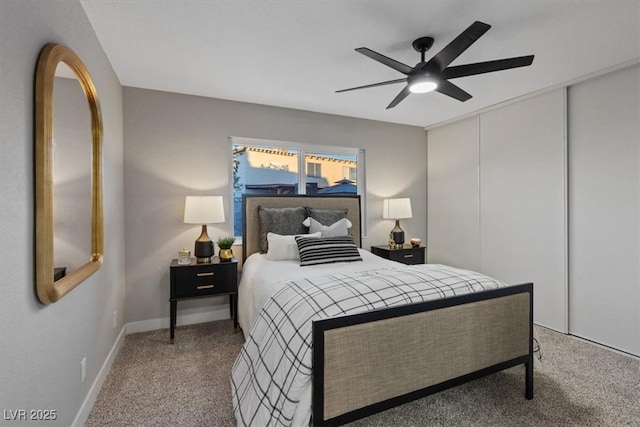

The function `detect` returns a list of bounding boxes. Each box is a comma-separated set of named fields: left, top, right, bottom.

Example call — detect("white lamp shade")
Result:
left=383, top=198, right=413, bottom=219
left=184, top=196, right=225, bottom=224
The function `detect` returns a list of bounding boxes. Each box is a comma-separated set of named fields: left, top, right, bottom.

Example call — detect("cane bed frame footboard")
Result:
left=312, top=283, right=534, bottom=426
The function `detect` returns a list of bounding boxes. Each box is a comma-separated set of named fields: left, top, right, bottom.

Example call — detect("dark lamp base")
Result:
left=391, top=219, right=405, bottom=246
left=194, top=225, right=214, bottom=264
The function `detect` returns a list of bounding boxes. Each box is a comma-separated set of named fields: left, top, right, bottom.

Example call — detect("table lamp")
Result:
left=383, top=198, right=412, bottom=247
left=184, top=196, right=225, bottom=263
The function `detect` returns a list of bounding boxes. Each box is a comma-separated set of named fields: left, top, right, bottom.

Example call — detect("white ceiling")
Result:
left=81, top=0, right=639, bottom=128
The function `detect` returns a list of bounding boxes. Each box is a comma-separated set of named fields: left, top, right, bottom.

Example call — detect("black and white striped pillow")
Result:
left=294, top=235, right=362, bottom=266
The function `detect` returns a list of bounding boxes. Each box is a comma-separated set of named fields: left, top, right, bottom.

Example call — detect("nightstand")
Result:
left=371, top=244, right=426, bottom=265
left=169, top=257, right=238, bottom=340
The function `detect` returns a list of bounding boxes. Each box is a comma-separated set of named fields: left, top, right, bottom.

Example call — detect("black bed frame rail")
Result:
left=312, top=282, right=534, bottom=426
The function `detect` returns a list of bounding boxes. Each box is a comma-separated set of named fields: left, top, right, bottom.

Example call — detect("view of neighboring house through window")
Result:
left=231, top=138, right=363, bottom=237
left=343, top=165, right=357, bottom=182
left=307, top=162, right=322, bottom=177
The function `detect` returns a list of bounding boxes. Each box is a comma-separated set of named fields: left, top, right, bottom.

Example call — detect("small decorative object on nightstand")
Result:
left=371, top=244, right=425, bottom=265
left=216, top=236, right=235, bottom=262
left=177, top=248, right=191, bottom=265
left=169, top=257, right=238, bottom=340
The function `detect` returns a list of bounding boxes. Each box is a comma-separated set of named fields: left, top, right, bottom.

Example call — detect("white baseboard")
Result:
left=71, top=325, right=126, bottom=427
left=126, top=307, right=231, bottom=334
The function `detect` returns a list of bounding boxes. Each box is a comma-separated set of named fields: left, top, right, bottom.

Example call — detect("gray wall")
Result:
left=123, top=87, right=427, bottom=325
left=0, top=1, right=125, bottom=425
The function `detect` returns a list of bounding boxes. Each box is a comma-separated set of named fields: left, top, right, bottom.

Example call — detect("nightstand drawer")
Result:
left=371, top=245, right=426, bottom=265
left=388, top=249, right=425, bottom=265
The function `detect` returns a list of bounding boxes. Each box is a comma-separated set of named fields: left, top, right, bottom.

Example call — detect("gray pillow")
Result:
left=258, top=206, right=308, bottom=253
left=305, top=207, right=348, bottom=226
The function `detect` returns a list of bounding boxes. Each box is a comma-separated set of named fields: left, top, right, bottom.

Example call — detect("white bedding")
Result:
left=237, top=248, right=399, bottom=334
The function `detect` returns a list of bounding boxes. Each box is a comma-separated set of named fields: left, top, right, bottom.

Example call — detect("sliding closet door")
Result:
left=427, top=116, right=480, bottom=270
left=568, top=65, right=639, bottom=356
left=480, top=89, right=567, bottom=332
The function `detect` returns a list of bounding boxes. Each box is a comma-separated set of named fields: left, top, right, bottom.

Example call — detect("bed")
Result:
left=232, top=195, right=535, bottom=427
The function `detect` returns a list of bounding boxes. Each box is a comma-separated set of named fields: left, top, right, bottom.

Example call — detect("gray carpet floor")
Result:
left=86, top=321, right=639, bottom=426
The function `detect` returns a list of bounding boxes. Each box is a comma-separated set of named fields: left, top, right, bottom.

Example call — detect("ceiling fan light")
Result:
left=409, top=80, right=438, bottom=94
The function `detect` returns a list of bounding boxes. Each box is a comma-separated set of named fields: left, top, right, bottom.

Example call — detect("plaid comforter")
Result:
left=231, top=264, right=513, bottom=427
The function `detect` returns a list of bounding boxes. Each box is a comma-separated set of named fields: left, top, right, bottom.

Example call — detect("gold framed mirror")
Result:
left=35, top=43, right=103, bottom=304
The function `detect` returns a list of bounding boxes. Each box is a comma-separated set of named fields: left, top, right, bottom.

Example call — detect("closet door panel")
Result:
left=568, top=65, right=639, bottom=355
left=427, top=116, right=480, bottom=270
left=480, top=89, right=567, bottom=332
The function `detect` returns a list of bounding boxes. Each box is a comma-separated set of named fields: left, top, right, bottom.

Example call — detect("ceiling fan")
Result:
left=336, top=21, right=534, bottom=109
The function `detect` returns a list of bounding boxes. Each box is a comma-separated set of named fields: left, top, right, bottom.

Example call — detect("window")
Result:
left=307, top=162, right=322, bottom=177
left=231, top=137, right=364, bottom=237
left=343, top=166, right=357, bottom=182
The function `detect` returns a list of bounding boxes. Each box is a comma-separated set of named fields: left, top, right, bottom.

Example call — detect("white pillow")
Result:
left=265, top=232, right=321, bottom=261
left=302, top=217, right=352, bottom=237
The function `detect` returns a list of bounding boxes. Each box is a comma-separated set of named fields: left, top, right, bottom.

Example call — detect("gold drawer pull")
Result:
left=197, top=285, right=214, bottom=290
left=403, top=254, right=414, bottom=258
left=197, top=272, right=214, bottom=277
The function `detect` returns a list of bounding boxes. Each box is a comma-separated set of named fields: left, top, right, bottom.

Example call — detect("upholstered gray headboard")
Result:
left=242, top=195, right=361, bottom=261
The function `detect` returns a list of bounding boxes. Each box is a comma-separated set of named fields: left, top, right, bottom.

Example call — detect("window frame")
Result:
left=229, top=136, right=366, bottom=239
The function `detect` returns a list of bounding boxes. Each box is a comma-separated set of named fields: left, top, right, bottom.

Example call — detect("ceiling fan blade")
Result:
left=336, top=78, right=406, bottom=93
left=428, top=21, right=491, bottom=71
left=442, top=55, right=534, bottom=79
left=435, top=80, right=472, bottom=102
left=386, top=85, right=411, bottom=109
left=355, top=47, right=414, bottom=75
